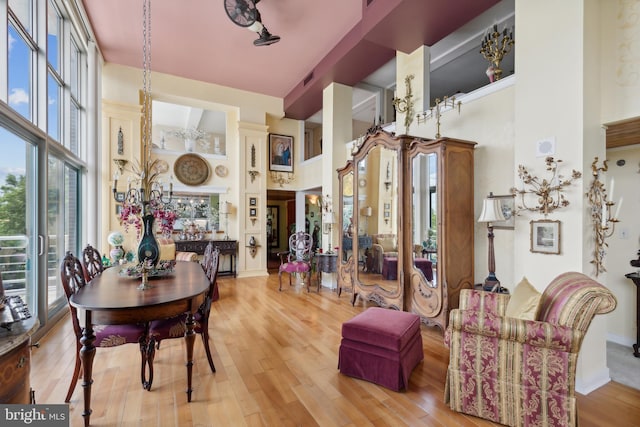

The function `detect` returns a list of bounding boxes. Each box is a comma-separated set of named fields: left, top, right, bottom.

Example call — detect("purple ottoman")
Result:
left=338, top=307, right=423, bottom=391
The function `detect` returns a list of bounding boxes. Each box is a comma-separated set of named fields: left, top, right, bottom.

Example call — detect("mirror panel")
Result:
left=341, top=170, right=354, bottom=264
left=353, top=140, right=402, bottom=306
left=411, top=152, right=437, bottom=287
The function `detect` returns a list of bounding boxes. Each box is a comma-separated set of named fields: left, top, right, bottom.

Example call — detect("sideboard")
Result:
left=175, top=239, right=238, bottom=277
left=0, top=316, right=39, bottom=403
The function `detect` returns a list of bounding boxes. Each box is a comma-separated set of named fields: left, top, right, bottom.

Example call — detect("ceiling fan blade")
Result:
left=225, top=0, right=257, bottom=27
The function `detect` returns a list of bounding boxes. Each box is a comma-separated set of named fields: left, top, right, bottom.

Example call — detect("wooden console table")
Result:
left=315, top=252, right=338, bottom=289
left=175, top=239, right=238, bottom=277
left=0, top=316, right=39, bottom=403
left=624, top=271, right=640, bottom=357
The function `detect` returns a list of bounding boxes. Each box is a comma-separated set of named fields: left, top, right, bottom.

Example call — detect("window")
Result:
left=2, top=0, right=94, bottom=331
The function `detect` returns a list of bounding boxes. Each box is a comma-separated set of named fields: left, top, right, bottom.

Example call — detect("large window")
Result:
left=2, top=0, right=93, bottom=329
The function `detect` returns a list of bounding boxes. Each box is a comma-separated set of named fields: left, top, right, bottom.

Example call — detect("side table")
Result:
left=315, top=252, right=338, bottom=290
left=624, top=272, right=640, bottom=357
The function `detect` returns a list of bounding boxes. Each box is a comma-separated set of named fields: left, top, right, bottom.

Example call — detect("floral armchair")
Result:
left=371, top=233, right=397, bottom=274
left=444, top=272, right=617, bottom=427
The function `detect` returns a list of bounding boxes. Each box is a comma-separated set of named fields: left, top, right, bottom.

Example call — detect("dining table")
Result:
left=69, top=260, right=209, bottom=427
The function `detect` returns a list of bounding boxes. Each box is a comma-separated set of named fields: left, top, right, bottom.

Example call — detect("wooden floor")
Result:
left=31, top=273, right=640, bottom=426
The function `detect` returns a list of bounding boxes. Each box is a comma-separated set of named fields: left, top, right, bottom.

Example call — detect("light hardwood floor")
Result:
left=31, top=273, right=640, bottom=426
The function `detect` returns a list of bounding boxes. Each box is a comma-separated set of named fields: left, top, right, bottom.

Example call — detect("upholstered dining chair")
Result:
left=277, top=231, right=315, bottom=292
left=60, top=252, right=150, bottom=401
left=146, top=248, right=221, bottom=388
left=444, top=272, right=617, bottom=427
left=81, top=244, right=104, bottom=282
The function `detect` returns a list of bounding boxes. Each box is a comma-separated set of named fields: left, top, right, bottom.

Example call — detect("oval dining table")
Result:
left=69, top=261, right=209, bottom=427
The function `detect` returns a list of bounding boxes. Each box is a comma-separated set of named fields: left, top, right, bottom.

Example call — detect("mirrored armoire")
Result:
left=337, top=129, right=476, bottom=331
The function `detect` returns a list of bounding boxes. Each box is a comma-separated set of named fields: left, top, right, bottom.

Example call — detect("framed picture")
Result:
left=492, top=194, right=516, bottom=230
left=384, top=211, right=390, bottom=218
left=249, top=208, right=257, bottom=218
left=115, top=192, right=125, bottom=203
left=266, top=205, right=279, bottom=248
left=269, top=134, right=294, bottom=172
left=530, top=219, right=561, bottom=254
left=115, top=204, right=122, bottom=215
left=249, top=197, right=257, bottom=206
left=384, top=202, right=391, bottom=210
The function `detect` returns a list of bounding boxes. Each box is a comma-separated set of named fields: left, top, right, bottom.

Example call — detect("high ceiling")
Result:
left=82, top=0, right=512, bottom=121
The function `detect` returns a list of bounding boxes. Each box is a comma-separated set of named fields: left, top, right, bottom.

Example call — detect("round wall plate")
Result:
left=173, top=153, right=210, bottom=186
left=215, top=165, right=228, bottom=177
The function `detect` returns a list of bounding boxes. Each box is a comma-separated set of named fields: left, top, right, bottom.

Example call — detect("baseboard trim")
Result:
left=576, top=366, right=611, bottom=395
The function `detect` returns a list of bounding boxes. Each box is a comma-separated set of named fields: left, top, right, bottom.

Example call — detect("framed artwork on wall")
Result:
left=269, top=134, right=294, bottom=172
left=530, top=219, right=561, bottom=254
left=249, top=197, right=257, bottom=206
left=249, top=208, right=257, bottom=218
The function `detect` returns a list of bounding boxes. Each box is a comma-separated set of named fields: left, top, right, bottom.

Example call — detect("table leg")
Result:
left=80, top=310, right=96, bottom=426
left=184, top=312, right=196, bottom=401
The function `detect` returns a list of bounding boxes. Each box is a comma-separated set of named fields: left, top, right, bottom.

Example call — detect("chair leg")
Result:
left=278, top=271, right=283, bottom=291
left=142, top=337, right=156, bottom=391
left=65, top=343, right=82, bottom=403
left=200, top=323, right=216, bottom=373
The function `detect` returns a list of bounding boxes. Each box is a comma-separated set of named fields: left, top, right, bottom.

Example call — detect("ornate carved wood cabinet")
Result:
left=337, top=129, right=476, bottom=331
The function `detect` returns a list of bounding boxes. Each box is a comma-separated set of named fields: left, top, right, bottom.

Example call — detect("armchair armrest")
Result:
left=447, top=309, right=583, bottom=353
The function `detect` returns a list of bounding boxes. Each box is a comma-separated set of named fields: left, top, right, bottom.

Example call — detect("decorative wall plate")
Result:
left=174, top=153, right=210, bottom=186
left=215, top=165, right=228, bottom=177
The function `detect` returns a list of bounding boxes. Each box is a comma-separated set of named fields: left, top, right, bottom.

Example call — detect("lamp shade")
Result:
left=322, top=212, right=335, bottom=224
left=478, top=198, right=506, bottom=223
left=219, top=201, right=230, bottom=214
left=361, top=206, right=373, bottom=217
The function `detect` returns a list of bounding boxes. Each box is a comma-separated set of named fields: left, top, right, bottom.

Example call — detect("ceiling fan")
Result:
left=224, top=0, right=280, bottom=46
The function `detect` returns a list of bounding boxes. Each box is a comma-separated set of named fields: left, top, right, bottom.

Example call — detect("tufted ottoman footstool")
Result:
left=338, top=307, right=423, bottom=391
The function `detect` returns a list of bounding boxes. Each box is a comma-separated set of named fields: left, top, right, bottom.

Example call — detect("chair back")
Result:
left=60, top=252, right=86, bottom=337
left=82, top=244, right=104, bottom=282
left=201, top=247, right=221, bottom=311
left=201, top=241, right=214, bottom=278
left=288, top=231, right=313, bottom=262
left=537, top=272, right=617, bottom=332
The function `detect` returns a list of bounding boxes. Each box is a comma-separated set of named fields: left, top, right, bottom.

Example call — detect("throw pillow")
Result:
left=377, top=236, right=396, bottom=252
left=505, top=277, right=542, bottom=320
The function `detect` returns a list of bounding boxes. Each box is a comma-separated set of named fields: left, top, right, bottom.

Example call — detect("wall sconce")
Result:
left=416, top=95, right=462, bottom=139
left=113, top=158, right=128, bottom=175
left=246, top=236, right=260, bottom=258
left=361, top=206, right=372, bottom=234
left=586, top=157, right=622, bottom=276
left=480, top=24, right=515, bottom=81
left=270, top=171, right=294, bottom=187
left=510, top=157, right=582, bottom=217
left=383, top=161, right=392, bottom=192
left=248, top=170, right=259, bottom=183
left=392, top=74, right=415, bottom=135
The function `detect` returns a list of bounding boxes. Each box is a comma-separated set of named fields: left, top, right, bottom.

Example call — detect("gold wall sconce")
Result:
left=248, top=170, right=259, bottom=183
left=416, top=95, right=462, bottom=138
left=270, top=171, right=294, bottom=187
left=586, top=157, right=622, bottom=276
left=480, top=24, right=515, bottom=81
left=113, top=158, right=129, bottom=175
left=510, top=157, right=582, bottom=217
left=392, top=74, right=415, bottom=135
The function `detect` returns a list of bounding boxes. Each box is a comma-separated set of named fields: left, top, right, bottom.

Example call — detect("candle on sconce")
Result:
left=169, top=175, right=174, bottom=193
left=601, top=203, right=607, bottom=227
left=609, top=177, right=615, bottom=200
left=614, top=197, right=623, bottom=219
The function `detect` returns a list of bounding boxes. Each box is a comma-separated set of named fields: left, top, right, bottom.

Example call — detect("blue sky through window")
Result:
left=8, top=24, right=31, bottom=121
left=0, top=128, right=27, bottom=190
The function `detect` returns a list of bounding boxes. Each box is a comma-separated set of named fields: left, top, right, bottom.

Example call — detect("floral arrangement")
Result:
left=168, top=127, right=210, bottom=150
left=120, top=259, right=176, bottom=278
left=119, top=203, right=143, bottom=238
left=154, top=208, right=178, bottom=238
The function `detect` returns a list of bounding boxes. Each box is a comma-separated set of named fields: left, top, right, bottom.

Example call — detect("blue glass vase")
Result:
left=137, top=213, right=159, bottom=266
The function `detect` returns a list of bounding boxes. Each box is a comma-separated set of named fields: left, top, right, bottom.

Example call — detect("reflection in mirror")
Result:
left=341, top=171, right=354, bottom=264
left=355, top=145, right=399, bottom=294
left=170, top=193, right=220, bottom=240
left=152, top=100, right=226, bottom=156
left=412, top=152, right=437, bottom=287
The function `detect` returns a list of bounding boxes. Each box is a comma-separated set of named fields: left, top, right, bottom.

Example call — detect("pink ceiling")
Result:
left=82, top=0, right=498, bottom=120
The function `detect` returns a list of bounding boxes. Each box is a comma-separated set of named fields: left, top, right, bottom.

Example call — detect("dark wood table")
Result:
left=69, top=261, right=209, bottom=426
left=624, top=271, right=640, bottom=357
left=175, top=239, right=238, bottom=277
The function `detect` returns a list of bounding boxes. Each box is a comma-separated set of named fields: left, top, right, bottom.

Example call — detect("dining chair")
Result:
left=60, top=252, right=150, bottom=401
left=81, top=244, right=104, bottom=282
left=146, top=248, right=221, bottom=389
left=277, top=231, right=315, bottom=292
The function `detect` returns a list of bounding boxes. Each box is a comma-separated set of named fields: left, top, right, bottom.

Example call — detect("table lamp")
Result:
left=478, top=194, right=506, bottom=291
